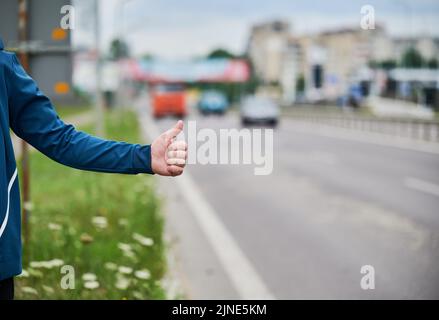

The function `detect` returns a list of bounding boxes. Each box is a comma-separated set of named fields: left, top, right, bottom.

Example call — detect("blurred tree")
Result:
left=207, top=48, right=237, bottom=59
left=141, top=53, right=155, bottom=61
left=243, top=57, right=260, bottom=95
left=186, top=49, right=257, bottom=104
left=380, top=59, right=398, bottom=70
left=427, top=58, right=438, bottom=69
left=109, top=38, right=130, bottom=60
left=368, top=59, right=397, bottom=70
left=368, top=60, right=378, bottom=69
left=296, top=74, right=305, bottom=93
left=400, top=47, right=424, bottom=68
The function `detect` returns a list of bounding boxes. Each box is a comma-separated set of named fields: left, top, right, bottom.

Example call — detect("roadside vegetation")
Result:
left=15, top=110, right=167, bottom=299
left=54, top=105, right=92, bottom=118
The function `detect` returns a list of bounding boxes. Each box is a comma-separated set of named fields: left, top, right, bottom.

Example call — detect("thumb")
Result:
left=164, top=120, right=184, bottom=141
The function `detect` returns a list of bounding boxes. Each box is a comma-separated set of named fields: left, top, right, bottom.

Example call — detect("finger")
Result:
left=168, top=141, right=187, bottom=151
left=167, top=158, right=186, bottom=166
left=164, top=120, right=184, bottom=141
left=167, top=150, right=187, bottom=159
left=167, top=165, right=184, bottom=176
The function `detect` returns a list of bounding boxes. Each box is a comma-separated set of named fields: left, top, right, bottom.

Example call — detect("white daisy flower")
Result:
left=82, top=273, right=97, bottom=282
left=115, top=275, right=130, bottom=290
left=122, top=250, right=136, bottom=259
left=30, top=259, right=64, bottom=269
left=132, top=291, right=144, bottom=300
left=118, top=266, right=133, bottom=274
left=48, top=223, right=62, bottom=231
left=23, top=202, right=33, bottom=211
left=48, top=259, right=65, bottom=268
left=134, top=269, right=151, bottom=280
left=84, top=281, right=100, bottom=290
left=21, top=287, right=38, bottom=295
left=92, top=216, right=108, bottom=229
left=117, top=243, right=132, bottom=252
left=132, top=233, right=154, bottom=247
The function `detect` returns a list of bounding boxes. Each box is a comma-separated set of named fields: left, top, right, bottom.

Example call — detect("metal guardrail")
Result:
left=286, top=112, right=439, bottom=143
left=5, top=40, right=72, bottom=54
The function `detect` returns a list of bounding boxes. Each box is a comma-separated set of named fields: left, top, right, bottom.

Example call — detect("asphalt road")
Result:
left=151, top=108, right=439, bottom=299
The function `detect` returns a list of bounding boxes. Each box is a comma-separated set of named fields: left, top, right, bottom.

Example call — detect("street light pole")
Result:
left=114, top=0, right=135, bottom=110
left=94, top=0, right=105, bottom=137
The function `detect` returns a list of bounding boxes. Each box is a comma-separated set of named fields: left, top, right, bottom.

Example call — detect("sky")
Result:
left=73, top=0, right=439, bottom=60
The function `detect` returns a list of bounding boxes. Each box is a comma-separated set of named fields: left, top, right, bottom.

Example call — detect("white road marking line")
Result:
left=404, top=177, right=439, bottom=197
left=176, top=173, right=275, bottom=300
left=138, top=106, right=275, bottom=300
left=286, top=120, right=439, bottom=155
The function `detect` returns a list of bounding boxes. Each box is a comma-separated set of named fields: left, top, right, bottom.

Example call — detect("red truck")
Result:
left=151, top=84, right=187, bottom=118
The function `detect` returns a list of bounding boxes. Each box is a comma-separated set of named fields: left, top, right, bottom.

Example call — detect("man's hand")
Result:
left=151, top=120, right=187, bottom=176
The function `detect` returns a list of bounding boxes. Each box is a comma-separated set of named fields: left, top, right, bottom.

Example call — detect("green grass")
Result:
left=54, top=105, right=92, bottom=119
left=15, top=110, right=167, bottom=300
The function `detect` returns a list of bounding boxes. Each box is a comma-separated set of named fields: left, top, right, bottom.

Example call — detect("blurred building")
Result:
left=296, top=26, right=388, bottom=103
left=393, top=37, right=439, bottom=62
left=385, top=68, right=439, bottom=110
left=247, top=21, right=386, bottom=104
left=280, top=40, right=300, bottom=104
left=247, top=20, right=291, bottom=84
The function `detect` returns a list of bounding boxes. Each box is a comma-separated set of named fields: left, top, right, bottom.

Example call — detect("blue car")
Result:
left=198, top=90, right=228, bottom=115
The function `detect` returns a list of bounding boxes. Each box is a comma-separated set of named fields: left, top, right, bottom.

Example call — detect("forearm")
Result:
left=15, top=112, right=153, bottom=174
left=25, top=121, right=153, bottom=174
left=7, top=54, right=152, bottom=174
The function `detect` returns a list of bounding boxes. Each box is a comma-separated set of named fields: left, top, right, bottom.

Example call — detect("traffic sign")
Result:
left=0, top=0, right=74, bottom=102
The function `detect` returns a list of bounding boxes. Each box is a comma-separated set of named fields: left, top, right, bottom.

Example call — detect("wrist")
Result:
left=132, top=144, right=154, bottom=174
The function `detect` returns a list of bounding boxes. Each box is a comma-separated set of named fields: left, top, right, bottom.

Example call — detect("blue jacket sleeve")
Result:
left=6, top=54, right=153, bottom=175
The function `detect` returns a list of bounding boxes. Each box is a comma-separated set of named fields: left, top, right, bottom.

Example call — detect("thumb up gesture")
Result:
left=151, top=120, right=187, bottom=176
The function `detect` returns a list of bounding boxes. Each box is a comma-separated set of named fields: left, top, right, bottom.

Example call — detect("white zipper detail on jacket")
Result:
left=0, top=168, right=18, bottom=239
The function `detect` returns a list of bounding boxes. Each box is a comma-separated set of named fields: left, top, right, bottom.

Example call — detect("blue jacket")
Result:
left=0, top=38, right=153, bottom=281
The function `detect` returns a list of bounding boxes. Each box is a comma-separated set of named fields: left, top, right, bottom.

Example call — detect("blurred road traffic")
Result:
left=143, top=98, right=439, bottom=299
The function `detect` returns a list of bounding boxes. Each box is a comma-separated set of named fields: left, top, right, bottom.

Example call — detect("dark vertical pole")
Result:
left=18, top=0, right=31, bottom=248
